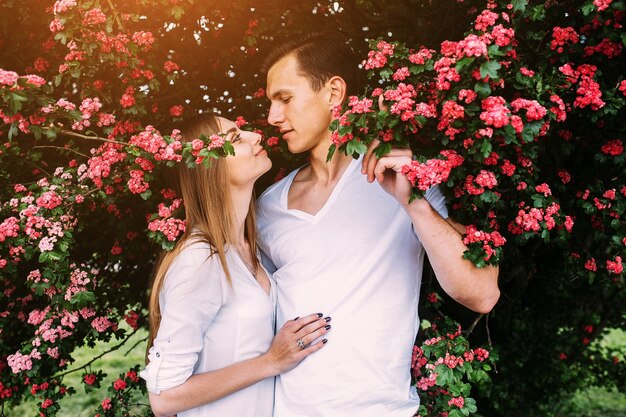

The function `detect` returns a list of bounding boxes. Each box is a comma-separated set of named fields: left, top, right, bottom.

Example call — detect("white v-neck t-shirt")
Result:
left=140, top=240, right=277, bottom=417
left=257, top=156, right=447, bottom=417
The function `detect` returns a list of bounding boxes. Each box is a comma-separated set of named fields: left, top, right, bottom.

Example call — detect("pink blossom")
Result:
left=91, top=316, right=113, bottom=332
left=535, top=183, right=552, bottom=197
left=511, top=98, right=547, bottom=121
left=402, top=150, right=464, bottom=191
left=83, top=8, right=107, bottom=26
left=475, top=10, right=498, bottom=31
left=448, top=396, right=465, bottom=408
left=113, top=378, right=127, bottom=391
left=601, top=139, right=623, bottom=156
left=164, top=60, right=180, bottom=72
left=132, top=31, right=155, bottom=49
left=169, top=105, right=184, bottom=117
left=392, top=67, right=411, bottom=81
left=550, top=27, right=579, bottom=52
left=606, top=256, right=623, bottom=275
left=101, top=398, right=112, bottom=410
left=53, top=0, right=77, bottom=14
left=594, top=0, right=613, bottom=12
left=480, top=96, right=510, bottom=128
left=0, top=70, right=19, bottom=86
left=127, top=170, right=149, bottom=194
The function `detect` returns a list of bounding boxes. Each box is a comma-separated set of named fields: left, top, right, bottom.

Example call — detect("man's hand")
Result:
left=361, top=139, right=417, bottom=209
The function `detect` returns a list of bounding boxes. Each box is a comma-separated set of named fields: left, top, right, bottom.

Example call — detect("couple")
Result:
left=140, top=31, right=500, bottom=417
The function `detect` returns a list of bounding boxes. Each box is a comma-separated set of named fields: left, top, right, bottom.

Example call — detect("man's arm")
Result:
left=362, top=145, right=500, bottom=314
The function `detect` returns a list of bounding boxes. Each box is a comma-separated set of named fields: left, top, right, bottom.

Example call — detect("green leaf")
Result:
left=511, top=0, right=528, bottom=12
left=327, top=144, right=336, bottom=162
left=480, top=61, right=501, bottom=80
left=474, top=82, right=491, bottom=98
left=346, top=140, right=368, bottom=156
left=455, top=57, right=475, bottom=73
left=140, top=189, right=152, bottom=200
left=581, top=3, right=596, bottom=16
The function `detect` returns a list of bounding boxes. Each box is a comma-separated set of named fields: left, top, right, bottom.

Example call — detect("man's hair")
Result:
left=262, top=30, right=364, bottom=97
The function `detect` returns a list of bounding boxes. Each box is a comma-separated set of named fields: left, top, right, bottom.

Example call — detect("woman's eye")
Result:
left=281, top=97, right=291, bottom=104
left=231, top=133, right=241, bottom=143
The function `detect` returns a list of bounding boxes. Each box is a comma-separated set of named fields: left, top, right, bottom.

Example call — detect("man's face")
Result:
left=266, top=54, right=333, bottom=155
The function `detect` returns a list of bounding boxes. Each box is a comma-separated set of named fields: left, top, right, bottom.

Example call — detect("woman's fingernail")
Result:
left=293, top=316, right=299, bottom=321
left=317, top=313, right=323, bottom=318
left=325, top=325, right=331, bottom=330
left=325, top=317, right=331, bottom=322
left=322, top=339, right=328, bottom=344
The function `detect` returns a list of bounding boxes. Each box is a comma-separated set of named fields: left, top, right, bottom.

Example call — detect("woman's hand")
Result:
left=262, top=313, right=331, bottom=375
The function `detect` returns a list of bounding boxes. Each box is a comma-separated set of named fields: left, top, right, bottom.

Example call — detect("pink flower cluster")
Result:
left=53, top=0, right=77, bottom=14
left=363, top=40, right=394, bottom=70
left=594, top=0, right=613, bottom=12
left=550, top=27, right=580, bottom=52
left=510, top=98, right=547, bottom=121
left=148, top=199, right=186, bottom=241
left=164, top=60, right=180, bottom=72
left=601, top=139, right=623, bottom=156
left=510, top=202, right=569, bottom=234
left=83, top=8, right=107, bottom=26
left=606, top=256, right=623, bottom=275
left=81, top=143, right=127, bottom=188
left=474, top=9, right=498, bottom=31
left=463, top=225, right=506, bottom=261
left=129, top=126, right=183, bottom=162
left=448, top=397, right=465, bottom=408
left=347, top=96, right=374, bottom=113
left=480, top=96, right=510, bottom=128
left=402, top=150, right=464, bottom=191
left=465, top=170, right=498, bottom=195
left=131, top=31, right=155, bottom=49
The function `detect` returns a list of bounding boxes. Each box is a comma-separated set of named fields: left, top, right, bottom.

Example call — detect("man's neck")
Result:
left=305, top=137, right=354, bottom=186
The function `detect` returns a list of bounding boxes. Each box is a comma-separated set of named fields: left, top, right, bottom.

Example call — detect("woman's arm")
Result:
left=149, top=313, right=330, bottom=417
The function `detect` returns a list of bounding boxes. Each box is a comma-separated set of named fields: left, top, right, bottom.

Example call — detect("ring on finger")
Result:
left=296, top=338, right=305, bottom=350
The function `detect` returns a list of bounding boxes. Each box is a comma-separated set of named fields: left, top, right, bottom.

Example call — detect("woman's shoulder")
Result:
left=163, top=239, right=224, bottom=289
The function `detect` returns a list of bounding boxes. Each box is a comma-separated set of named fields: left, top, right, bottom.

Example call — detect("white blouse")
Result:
left=140, top=240, right=277, bottom=417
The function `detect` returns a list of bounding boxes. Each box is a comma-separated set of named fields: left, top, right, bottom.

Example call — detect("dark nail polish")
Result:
left=325, top=325, right=331, bottom=330
left=317, top=313, right=323, bottom=318
left=325, top=317, right=331, bottom=322
left=293, top=316, right=299, bottom=321
left=322, top=339, right=328, bottom=344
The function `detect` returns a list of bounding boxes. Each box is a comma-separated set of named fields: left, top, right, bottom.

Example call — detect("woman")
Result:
left=140, top=115, right=331, bottom=417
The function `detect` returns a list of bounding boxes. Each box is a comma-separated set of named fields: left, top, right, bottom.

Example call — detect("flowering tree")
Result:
left=0, top=1, right=624, bottom=416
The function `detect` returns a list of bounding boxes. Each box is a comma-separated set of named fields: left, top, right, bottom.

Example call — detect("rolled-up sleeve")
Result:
left=140, top=243, right=226, bottom=394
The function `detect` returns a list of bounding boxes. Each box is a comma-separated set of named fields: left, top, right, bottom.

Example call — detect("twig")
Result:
left=33, top=145, right=90, bottom=159
left=464, top=313, right=484, bottom=336
left=57, top=129, right=128, bottom=146
left=125, top=335, right=148, bottom=357
left=52, top=328, right=140, bottom=379
left=486, top=313, right=498, bottom=373
left=107, top=0, right=124, bottom=30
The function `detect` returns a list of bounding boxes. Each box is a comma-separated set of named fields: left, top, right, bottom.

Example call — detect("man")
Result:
left=256, top=31, right=499, bottom=417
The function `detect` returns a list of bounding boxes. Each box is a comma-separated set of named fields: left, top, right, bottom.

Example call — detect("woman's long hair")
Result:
left=146, top=115, right=259, bottom=361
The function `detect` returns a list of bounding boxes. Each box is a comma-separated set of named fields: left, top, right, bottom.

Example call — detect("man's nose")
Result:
left=267, top=103, right=284, bottom=126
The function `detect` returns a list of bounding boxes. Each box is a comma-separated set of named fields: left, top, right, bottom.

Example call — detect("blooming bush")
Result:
left=0, top=0, right=624, bottom=416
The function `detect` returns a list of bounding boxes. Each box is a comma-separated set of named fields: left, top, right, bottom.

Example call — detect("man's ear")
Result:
left=327, top=76, right=347, bottom=107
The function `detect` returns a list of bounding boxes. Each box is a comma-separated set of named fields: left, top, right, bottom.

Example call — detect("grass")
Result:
left=5, top=325, right=150, bottom=417
left=5, top=327, right=625, bottom=416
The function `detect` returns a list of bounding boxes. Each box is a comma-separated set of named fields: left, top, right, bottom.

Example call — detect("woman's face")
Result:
left=219, top=117, right=272, bottom=186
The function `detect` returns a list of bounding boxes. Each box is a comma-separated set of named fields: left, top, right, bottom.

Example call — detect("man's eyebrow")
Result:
left=268, top=89, right=291, bottom=100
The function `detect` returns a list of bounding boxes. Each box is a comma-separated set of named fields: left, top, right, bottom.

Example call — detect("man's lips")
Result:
left=280, top=129, right=294, bottom=138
